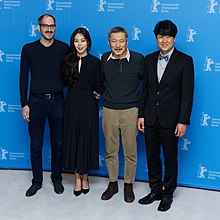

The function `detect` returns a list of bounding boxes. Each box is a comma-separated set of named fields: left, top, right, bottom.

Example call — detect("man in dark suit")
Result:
left=138, top=20, right=194, bottom=211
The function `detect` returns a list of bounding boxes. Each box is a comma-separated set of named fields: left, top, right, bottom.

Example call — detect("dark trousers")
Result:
left=28, top=94, right=64, bottom=185
left=145, top=120, right=178, bottom=198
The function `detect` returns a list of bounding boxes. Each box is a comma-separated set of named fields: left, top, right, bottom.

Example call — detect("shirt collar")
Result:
left=107, top=49, right=130, bottom=62
left=159, top=47, right=174, bottom=61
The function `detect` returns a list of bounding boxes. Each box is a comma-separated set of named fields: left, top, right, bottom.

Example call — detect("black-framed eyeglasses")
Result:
left=39, top=24, right=56, bottom=29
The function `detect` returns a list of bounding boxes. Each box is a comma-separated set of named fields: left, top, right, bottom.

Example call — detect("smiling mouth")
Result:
left=115, top=48, right=122, bottom=51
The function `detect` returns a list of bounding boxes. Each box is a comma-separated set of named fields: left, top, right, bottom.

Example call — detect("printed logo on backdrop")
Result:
left=0, top=146, right=25, bottom=160
left=207, top=0, right=219, bottom=13
left=80, top=24, right=89, bottom=31
left=97, top=0, right=107, bottom=11
left=204, top=55, right=220, bottom=72
left=48, top=148, right=51, bottom=162
left=145, top=161, right=148, bottom=173
left=150, top=0, right=179, bottom=13
left=99, top=155, right=105, bottom=167
left=0, top=0, right=20, bottom=10
left=186, top=26, right=197, bottom=43
left=97, top=51, right=103, bottom=60
left=0, top=49, right=20, bottom=63
left=29, top=23, right=38, bottom=37
left=200, top=112, right=220, bottom=127
left=0, top=50, right=5, bottom=62
left=45, top=0, right=72, bottom=11
left=97, top=0, right=125, bottom=12
left=99, top=106, right=102, bottom=118
left=0, top=100, right=21, bottom=113
left=0, top=147, right=8, bottom=160
left=198, top=163, right=220, bottom=180
left=0, top=101, right=7, bottom=112
left=179, top=137, right=191, bottom=151
left=132, top=26, right=142, bottom=41
left=197, top=164, right=208, bottom=178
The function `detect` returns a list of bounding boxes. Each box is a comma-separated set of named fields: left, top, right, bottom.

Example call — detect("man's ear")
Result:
left=37, top=24, right=41, bottom=32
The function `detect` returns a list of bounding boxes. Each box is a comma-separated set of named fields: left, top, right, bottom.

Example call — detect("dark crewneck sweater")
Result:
left=20, top=39, right=69, bottom=107
left=101, top=50, right=144, bottom=109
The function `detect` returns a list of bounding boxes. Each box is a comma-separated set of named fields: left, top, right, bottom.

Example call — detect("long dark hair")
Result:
left=63, top=27, right=91, bottom=85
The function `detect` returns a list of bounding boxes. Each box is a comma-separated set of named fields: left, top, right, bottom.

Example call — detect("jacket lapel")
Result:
left=152, top=51, right=160, bottom=85
left=159, top=48, right=179, bottom=84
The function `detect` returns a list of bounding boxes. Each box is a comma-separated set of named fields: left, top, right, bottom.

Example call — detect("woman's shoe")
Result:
left=81, top=188, right=90, bottom=194
left=73, top=189, right=82, bottom=196
left=82, top=178, right=90, bottom=194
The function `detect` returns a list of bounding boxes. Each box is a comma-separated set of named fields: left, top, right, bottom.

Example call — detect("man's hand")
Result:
left=138, top=118, right=145, bottom=133
left=22, top=105, right=30, bottom=122
left=175, top=123, right=186, bottom=137
left=93, top=91, right=101, bottom=100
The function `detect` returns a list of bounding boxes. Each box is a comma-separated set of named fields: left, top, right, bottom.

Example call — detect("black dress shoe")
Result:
left=101, top=181, right=118, bottom=200
left=138, top=192, right=161, bottom=205
left=25, top=184, right=42, bottom=197
left=53, top=182, right=64, bottom=194
left=158, top=197, right=173, bottom=212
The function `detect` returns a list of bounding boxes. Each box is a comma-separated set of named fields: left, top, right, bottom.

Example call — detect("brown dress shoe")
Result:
left=124, top=183, right=135, bottom=203
left=101, top=181, right=118, bottom=200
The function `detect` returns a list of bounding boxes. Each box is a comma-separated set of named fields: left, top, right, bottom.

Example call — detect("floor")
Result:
left=0, top=169, right=219, bottom=220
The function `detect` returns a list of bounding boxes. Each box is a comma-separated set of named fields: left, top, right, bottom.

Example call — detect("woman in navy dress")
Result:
left=62, top=28, right=101, bottom=196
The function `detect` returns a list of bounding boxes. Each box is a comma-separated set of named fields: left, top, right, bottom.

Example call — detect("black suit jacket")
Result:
left=138, top=48, right=194, bottom=128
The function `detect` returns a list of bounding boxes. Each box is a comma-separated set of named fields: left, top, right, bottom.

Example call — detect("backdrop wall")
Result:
left=0, top=0, right=220, bottom=190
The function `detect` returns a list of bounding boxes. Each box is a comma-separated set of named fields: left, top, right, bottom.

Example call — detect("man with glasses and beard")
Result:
left=20, top=14, right=69, bottom=197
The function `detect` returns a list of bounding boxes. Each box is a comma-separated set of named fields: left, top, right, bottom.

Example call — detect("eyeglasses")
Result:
left=39, top=24, right=56, bottom=29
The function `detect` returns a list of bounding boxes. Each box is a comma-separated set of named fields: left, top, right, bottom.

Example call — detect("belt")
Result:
left=30, top=91, right=63, bottom=100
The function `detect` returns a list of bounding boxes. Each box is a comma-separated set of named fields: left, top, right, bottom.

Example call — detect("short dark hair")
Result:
left=38, top=14, right=56, bottom=25
left=70, top=27, right=91, bottom=51
left=108, top=26, right=128, bottom=39
left=153, top=20, right=177, bottom=37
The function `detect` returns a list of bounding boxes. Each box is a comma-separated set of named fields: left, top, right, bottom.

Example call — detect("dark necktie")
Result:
left=159, top=54, right=169, bottom=62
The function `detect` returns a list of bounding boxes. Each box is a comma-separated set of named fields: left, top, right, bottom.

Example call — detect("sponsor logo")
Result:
left=46, top=0, right=55, bottom=10
left=45, top=0, right=72, bottom=11
left=0, top=147, right=8, bottom=160
left=0, top=100, right=21, bottom=113
left=204, top=55, right=220, bottom=72
left=204, top=56, right=214, bottom=72
left=198, top=164, right=208, bottom=178
left=186, top=26, right=197, bottom=42
left=150, top=0, right=179, bottom=13
left=207, top=0, right=218, bottom=13
left=179, top=137, right=191, bottom=151
left=0, top=146, right=25, bottom=160
left=198, top=163, right=220, bottom=180
left=0, top=0, right=20, bottom=10
left=0, top=101, right=6, bottom=112
left=99, top=155, right=105, bottom=167
left=29, top=23, right=38, bottom=37
left=0, top=50, right=5, bottom=62
left=200, top=112, right=220, bottom=127
left=97, top=0, right=107, bottom=11
left=132, top=25, right=141, bottom=41
left=151, top=0, right=160, bottom=12
left=97, top=0, right=125, bottom=13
